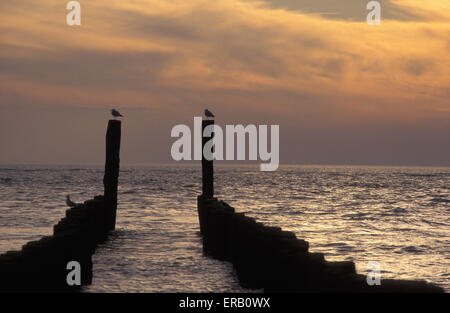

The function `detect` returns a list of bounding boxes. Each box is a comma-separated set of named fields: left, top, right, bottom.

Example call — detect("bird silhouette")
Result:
left=66, top=195, right=78, bottom=207
left=204, top=109, right=215, bottom=118
left=111, top=109, right=123, bottom=118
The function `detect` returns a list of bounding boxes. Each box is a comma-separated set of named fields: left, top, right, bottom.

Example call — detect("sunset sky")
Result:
left=1, top=0, right=449, bottom=165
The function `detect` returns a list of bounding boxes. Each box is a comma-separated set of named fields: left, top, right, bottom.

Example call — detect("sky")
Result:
left=0, top=0, right=449, bottom=166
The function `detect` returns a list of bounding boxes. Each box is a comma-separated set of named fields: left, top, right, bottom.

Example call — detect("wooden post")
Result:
left=202, top=119, right=214, bottom=198
left=103, top=119, right=121, bottom=230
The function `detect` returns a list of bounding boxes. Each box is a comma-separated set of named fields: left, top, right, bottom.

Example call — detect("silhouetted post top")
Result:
left=202, top=119, right=214, bottom=198
left=103, top=119, right=121, bottom=230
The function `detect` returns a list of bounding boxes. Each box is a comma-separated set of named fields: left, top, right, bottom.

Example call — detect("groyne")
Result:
left=0, top=196, right=107, bottom=292
left=0, top=120, right=121, bottom=292
left=197, top=196, right=443, bottom=292
left=197, top=119, right=444, bottom=293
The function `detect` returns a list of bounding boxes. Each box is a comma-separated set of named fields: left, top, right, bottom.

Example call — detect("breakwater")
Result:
left=197, top=196, right=444, bottom=292
left=197, top=119, right=444, bottom=293
left=0, top=196, right=108, bottom=292
left=0, top=120, right=121, bottom=292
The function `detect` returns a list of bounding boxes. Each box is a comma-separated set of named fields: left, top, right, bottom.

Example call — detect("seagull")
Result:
left=111, top=109, right=123, bottom=118
left=66, top=195, right=78, bottom=207
left=204, top=109, right=215, bottom=119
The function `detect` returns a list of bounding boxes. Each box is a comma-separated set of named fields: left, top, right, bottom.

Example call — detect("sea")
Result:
left=0, top=164, right=448, bottom=292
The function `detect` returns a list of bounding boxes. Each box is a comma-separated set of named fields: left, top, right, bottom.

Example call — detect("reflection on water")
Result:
left=0, top=164, right=449, bottom=292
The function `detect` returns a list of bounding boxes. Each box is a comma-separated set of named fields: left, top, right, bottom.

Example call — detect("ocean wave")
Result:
left=397, top=245, right=429, bottom=254
left=0, top=177, right=13, bottom=184
left=342, top=212, right=370, bottom=220
left=431, top=197, right=450, bottom=203
left=378, top=207, right=409, bottom=216
left=121, top=190, right=137, bottom=195
left=347, top=182, right=388, bottom=189
left=321, top=242, right=350, bottom=248
left=284, top=210, right=304, bottom=215
left=289, top=195, right=312, bottom=200
left=405, top=173, right=447, bottom=178
left=421, top=219, right=448, bottom=227
left=392, top=208, right=408, bottom=214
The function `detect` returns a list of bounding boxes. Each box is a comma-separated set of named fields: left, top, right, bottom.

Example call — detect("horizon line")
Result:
left=1, top=162, right=450, bottom=169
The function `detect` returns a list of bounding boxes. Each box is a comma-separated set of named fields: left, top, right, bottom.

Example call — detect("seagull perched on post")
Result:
left=66, top=195, right=78, bottom=207
left=204, top=109, right=215, bottom=119
left=111, top=109, right=123, bottom=118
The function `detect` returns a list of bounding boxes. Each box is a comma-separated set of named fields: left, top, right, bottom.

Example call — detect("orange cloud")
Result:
left=0, top=0, right=449, bottom=164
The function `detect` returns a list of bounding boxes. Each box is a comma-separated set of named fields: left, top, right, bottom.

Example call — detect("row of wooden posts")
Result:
left=0, top=120, right=121, bottom=292
left=197, top=120, right=443, bottom=292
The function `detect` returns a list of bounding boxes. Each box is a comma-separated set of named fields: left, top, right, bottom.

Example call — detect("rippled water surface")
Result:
left=0, top=164, right=449, bottom=292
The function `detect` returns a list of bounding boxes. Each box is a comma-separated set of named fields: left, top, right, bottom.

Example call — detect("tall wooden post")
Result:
left=103, top=119, right=121, bottom=230
left=202, top=119, right=214, bottom=198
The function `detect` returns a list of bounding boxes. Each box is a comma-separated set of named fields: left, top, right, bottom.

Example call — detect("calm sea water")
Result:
left=0, top=164, right=449, bottom=292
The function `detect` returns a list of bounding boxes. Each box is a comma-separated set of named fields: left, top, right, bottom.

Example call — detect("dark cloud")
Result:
left=249, top=0, right=422, bottom=21
left=402, top=58, right=434, bottom=76
left=0, top=46, right=174, bottom=91
left=96, top=8, right=205, bottom=41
